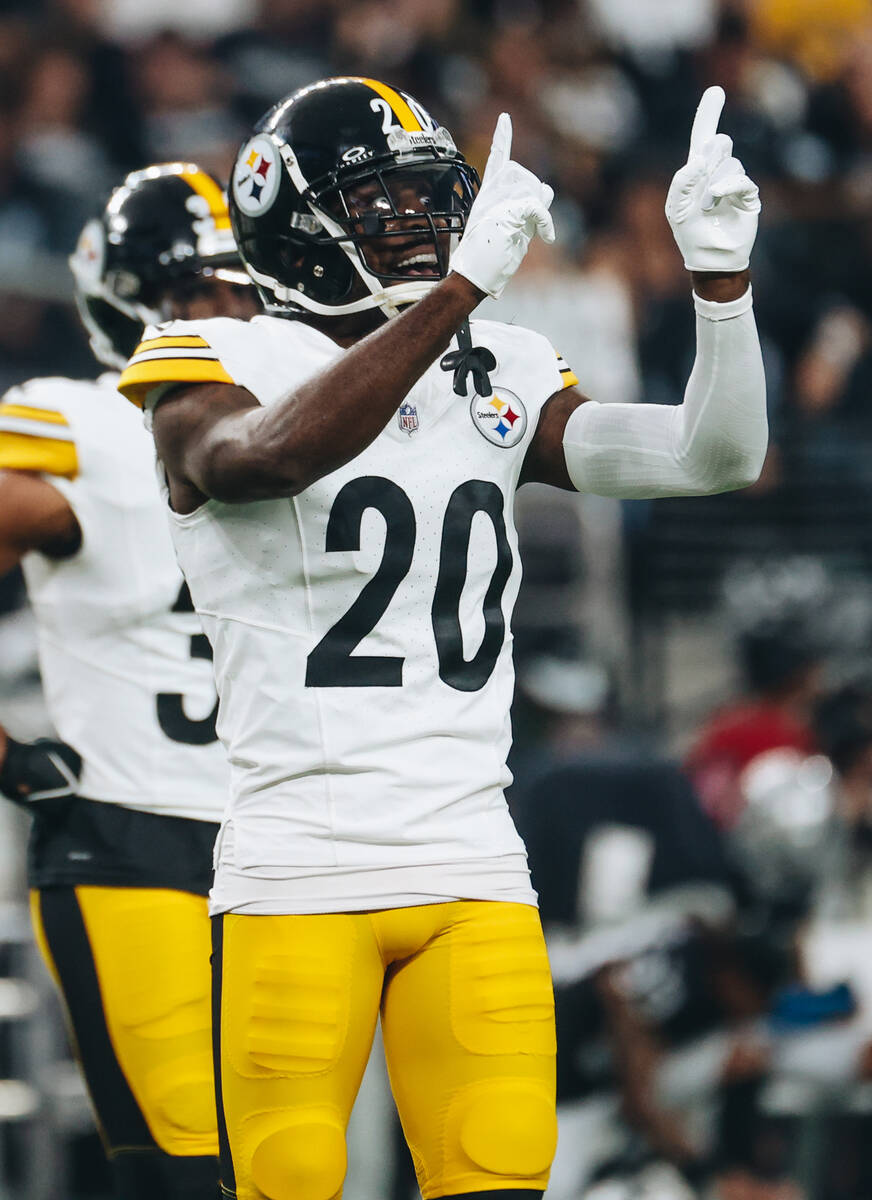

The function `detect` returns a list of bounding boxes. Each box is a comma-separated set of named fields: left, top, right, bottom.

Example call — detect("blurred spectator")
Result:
left=482, top=236, right=640, bottom=405
left=41, top=0, right=147, bottom=169
left=0, top=95, right=64, bottom=264
left=809, top=682, right=872, bottom=919
left=586, top=0, right=718, bottom=62
left=16, top=44, right=114, bottom=242
left=718, top=680, right=872, bottom=1200
left=215, top=0, right=335, bottom=122
left=510, top=646, right=729, bottom=926
left=600, top=169, right=694, bottom=408
left=133, top=32, right=246, bottom=178
left=513, top=660, right=786, bottom=1197
left=0, top=90, right=93, bottom=391
left=749, top=0, right=872, bottom=84
left=519, top=733, right=730, bottom=929
left=0, top=14, right=35, bottom=101
left=793, top=306, right=870, bottom=421
left=100, top=0, right=255, bottom=41
left=686, top=560, right=830, bottom=831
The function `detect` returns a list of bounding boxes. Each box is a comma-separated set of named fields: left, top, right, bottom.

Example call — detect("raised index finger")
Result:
left=688, top=86, right=725, bottom=159
left=484, top=112, right=512, bottom=178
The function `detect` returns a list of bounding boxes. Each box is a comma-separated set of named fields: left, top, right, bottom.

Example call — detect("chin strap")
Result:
left=440, top=319, right=496, bottom=398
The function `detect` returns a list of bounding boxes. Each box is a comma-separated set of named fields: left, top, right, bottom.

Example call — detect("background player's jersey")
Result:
left=119, top=317, right=577, bottom=911
left=0, top=374, right=227, bottom=821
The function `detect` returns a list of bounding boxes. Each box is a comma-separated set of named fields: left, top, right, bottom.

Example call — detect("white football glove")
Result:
left=450, top=113, right=555, bottom=299
left=665, top=86, right=761, bottom=273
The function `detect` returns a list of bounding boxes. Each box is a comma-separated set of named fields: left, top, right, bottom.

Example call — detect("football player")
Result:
left=0, top=164, right=258, bottom=1200
left=117, top=79, right=766, bottom=1200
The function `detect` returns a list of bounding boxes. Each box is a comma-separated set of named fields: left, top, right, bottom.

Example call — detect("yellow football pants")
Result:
left=213, top=900, right=557, bottom=1200
left=31, top=886, right=218, bottom=1161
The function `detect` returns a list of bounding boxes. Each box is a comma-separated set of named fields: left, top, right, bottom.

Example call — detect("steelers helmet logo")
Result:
left=71, top=218, right=106, bottom=289
left=470, top=388, right=527, bottom=448
left=233, top=135, right=281, bottom=217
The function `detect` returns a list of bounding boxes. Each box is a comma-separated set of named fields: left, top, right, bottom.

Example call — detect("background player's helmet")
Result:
left=69, top=163, right=249, bottom=371
left=229, top=77, right=480, bottom=320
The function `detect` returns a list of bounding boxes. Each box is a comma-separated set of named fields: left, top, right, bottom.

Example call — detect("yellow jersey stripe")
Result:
left=135, top=335, right=211, bottom=352
left=554, top=349, right=578, bottom=389
left=0, top=402, right=68, bottom=426
left=359, top=78, right=422, bottom=132
left=118, top=357, right=235, bottom=408
left=0, top=432, right=78, bottom=478
left=180, top=170, right=231, bottom=231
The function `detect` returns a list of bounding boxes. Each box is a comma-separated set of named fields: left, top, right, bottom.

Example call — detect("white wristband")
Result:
left=692, top=286, right=753, bottom=321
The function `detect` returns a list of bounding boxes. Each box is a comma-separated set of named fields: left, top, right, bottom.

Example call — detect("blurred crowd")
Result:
left=506, top=554, right=872, bottom=1200
left=3, top=0, right=872, bottom=643
left=5, top=1, right=872, bottom=1198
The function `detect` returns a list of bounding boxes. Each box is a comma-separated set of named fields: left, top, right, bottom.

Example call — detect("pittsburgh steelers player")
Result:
left=117, top=80, right=766, bottom=1200
left=0, top=164, right=258, bottom=1200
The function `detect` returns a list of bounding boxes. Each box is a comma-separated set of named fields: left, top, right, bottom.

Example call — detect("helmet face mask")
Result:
left=230, top=78, right=480, bottom=320
left=69, top=216, right=155, bottom=371
left=69, top=164, right=250, bottom=371
left=75, top=288, right=146, bottom=370
left=312, top=158, right=477, bottom=285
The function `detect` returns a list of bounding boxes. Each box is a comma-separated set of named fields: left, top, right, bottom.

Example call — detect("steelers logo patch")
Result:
left=233, top=135, right=281, bottom=217
left=470, top=388, right=527, bottom=448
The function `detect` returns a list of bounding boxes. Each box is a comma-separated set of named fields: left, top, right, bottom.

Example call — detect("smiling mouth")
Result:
left=392, top=250, right=440, bottom=277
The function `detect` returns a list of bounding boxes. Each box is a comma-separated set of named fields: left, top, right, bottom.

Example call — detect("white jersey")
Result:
left=119, top=317, right=578, bottom=912
left=0, top=374, right=227, bottom=822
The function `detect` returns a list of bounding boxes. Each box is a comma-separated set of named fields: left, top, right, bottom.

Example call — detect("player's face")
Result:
left=158, top=278, right=260, bottom=322
left=338, top=166, right=464, bottom=280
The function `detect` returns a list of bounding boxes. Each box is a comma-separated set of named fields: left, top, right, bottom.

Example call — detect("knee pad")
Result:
left=147, top=1072, right=218, bottom=1152
left=250, top=1119, right=347, bottom=1200
left=457, top=1082, right=556, bottom=1179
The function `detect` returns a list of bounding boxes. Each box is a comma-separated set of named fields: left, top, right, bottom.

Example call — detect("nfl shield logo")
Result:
left=398, top=402, right=419, bottom=436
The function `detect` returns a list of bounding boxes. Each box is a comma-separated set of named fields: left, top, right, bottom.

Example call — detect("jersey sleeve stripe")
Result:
left=127, top=348, right=226, bottom=366
left=0, top=402, right=69, bottom=427
left=0, top=431, right=78, bottom=478
left=0, top=415, right=75, bottom=440
left=554, top=350, right=579, bottom=389
left=135, top=335, right=212, bottom=352
left=117, top=358, right=236, bottom=408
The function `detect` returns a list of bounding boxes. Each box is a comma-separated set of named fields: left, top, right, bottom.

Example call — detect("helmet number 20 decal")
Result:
left=233, top=135, right=282, bottom=217
left=370, top=97, right=397, bottom=134
left=369, top=95, right=435, bottom=134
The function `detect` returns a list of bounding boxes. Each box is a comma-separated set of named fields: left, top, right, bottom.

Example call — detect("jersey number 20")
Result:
left=305, top=476, right=512, bottom=692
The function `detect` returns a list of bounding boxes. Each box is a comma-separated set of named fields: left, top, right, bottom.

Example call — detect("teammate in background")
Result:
left=118, top=79, right=766, bottom=1200
left=0, top=164, right=258, bottom=1200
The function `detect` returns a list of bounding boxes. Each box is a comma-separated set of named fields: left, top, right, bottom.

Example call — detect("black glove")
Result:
left=0, top=736, right=82, bottom=806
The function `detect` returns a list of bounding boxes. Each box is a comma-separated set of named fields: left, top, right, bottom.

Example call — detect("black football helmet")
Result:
left=69, top=163, right=250, bottom=370
left=229, top=77, right=480, bottom=319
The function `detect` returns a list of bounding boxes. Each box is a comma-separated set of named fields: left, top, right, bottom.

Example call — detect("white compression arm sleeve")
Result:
left=562, top=288, right=767, bottom=498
